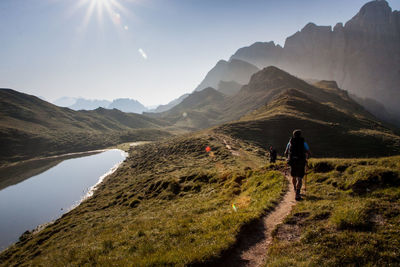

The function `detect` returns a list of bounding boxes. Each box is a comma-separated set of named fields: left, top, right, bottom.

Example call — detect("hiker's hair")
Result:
left=293, top=129, right=302, bottom=138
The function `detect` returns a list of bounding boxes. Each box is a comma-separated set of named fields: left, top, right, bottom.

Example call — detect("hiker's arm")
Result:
left=284, top=142, right=290, bottom=157
left=304, top=142, right=311, bottom=159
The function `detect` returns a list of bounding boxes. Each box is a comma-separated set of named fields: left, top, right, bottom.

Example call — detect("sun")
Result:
left=76, top=0, right=128, bottom=29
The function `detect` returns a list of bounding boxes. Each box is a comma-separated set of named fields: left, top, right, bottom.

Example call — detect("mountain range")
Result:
left=186, top=0, right=399, bottom=125
left=53, top=97, right=148, bottom=114
left=229, top=0, right=400, bottom=115
left=149, top=66, right=400, bottom=157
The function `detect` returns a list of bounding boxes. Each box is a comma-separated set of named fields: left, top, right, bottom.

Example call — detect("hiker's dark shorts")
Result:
left=290, top=162, right=306, bottom=178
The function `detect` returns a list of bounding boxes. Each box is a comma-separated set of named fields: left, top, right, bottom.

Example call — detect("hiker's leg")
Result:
left=292, top=176, right=296, bottom=190
left=297, top=177, right=303, bottom=191
left=294, top=177, right=302, bottom=200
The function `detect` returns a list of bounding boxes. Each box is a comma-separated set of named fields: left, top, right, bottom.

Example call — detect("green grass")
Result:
left=0, top=134, right=286, bottom=266
left=266, top=156, right=400, bottom=266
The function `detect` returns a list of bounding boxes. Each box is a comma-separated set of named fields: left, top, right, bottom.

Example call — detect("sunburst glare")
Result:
left=76, top=0, right=130, bottom=31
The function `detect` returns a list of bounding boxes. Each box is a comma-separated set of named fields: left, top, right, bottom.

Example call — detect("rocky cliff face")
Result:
left=230, top=0, right=400, bottom=113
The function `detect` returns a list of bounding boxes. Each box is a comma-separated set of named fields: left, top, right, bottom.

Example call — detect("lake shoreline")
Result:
left=30, top=149, right=128, bottom=238
left=0, top=148, right=130, bottom=252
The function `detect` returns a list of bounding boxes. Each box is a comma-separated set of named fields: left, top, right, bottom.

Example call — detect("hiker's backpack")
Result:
left=288, top=137, right=306, bottom=165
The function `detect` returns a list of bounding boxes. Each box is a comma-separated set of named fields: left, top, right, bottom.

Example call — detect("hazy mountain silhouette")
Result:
left=68, top=98, right=111, bottom=110
left=217, top=80, right=243, bottom=96
left=54, top=97, right=148, bottom=114
left=108, top=98, right=148, bottom=113
left=229, top=0, right=400, bottom=116
left=148, top=94, right=190, bottom=113
left=194, top=59, right=259, bottom=92
left=53, top=97, right=77, bottom=107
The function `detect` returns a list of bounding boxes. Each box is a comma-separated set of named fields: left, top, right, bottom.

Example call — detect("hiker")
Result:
left=269, top=146, right=277, bottom=163
left=284, top=129, right=311, bottom=201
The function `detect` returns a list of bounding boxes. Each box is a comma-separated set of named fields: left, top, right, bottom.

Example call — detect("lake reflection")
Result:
left=0, top=149, right=126, bottom=251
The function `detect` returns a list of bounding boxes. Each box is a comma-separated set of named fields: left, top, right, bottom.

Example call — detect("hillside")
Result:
left=151, top=87, right=226, bottom=130
left=229, top=0, right=400, bottom=118
left=215, top=67, right=400, bottom=157
left=267, top=156, right=400, bottom=266
left=0, top=133, right=287, bottom=266
left=0, top=89, right=171, bottom=164
left=1, top=130, right=399, bottom=265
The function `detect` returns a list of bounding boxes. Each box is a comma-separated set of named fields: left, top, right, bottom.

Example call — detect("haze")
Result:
left=0, top=0, right=399, bottom=106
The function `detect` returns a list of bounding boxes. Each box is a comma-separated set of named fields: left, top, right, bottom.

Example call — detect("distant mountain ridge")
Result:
left=53, top=97, right=149, bottom=114
left=69, top=98, right=111, bottom=110
left=108, top=98, right=147, bottom=113
left=229, top=0, right=400, bottom=115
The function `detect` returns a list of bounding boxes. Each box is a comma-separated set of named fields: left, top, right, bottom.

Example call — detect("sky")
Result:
left=0, top=0, right=399, bottom=107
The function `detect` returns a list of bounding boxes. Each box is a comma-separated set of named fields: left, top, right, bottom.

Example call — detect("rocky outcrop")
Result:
left=230, top=0, right=400, bottom=113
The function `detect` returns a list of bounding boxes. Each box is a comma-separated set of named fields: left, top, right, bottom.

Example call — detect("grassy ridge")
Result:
left=267, top=156, right=400, bottom=266
left=0, top=134, right=286, bottom=266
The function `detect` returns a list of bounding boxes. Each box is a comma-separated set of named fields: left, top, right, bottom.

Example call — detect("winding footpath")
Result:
left=240, top=175, right=296, bottom=266
left=212, top=174, right=296, bottom=267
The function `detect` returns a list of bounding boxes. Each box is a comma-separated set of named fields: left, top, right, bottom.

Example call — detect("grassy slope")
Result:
left=267, top=156, right=400, bottom=266
left=149, top=87, right=226, bottom=130
left=0, top=133, right=287, bottom=266
left=0, top=89, right=172, bottom=164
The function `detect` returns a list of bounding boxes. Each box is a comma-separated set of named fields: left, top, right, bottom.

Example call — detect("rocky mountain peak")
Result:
left=346, top=0, right=393, bottom=29
left=243, top=66, right=308, bottom=92
left=359, top=0, right=391, bottom=17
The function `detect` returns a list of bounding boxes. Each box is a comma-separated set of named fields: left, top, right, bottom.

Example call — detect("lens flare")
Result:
left=138, top=48, right=147, bottom=59
left=232, top=204, right=238, bottom=212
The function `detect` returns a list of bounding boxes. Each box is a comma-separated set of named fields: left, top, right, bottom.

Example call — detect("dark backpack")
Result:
left=288, top=137, right=306, bottom=165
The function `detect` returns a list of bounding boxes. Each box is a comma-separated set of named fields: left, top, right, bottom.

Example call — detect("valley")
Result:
left=0, top=0, right=399, bottom=265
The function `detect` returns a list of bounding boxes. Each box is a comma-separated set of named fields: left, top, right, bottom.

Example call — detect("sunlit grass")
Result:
left=0, top=135, right=286, bottom=266
left=267, top=156, right=400, bottom=266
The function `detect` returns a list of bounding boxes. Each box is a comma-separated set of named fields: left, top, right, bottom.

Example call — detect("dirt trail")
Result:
left=210, top=174, right=296, bottom=267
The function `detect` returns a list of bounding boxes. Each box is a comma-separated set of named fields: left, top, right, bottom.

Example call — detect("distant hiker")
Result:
left=269, top=146, right=277, bottom=163
left=284, top=129, right=311, bottom=201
